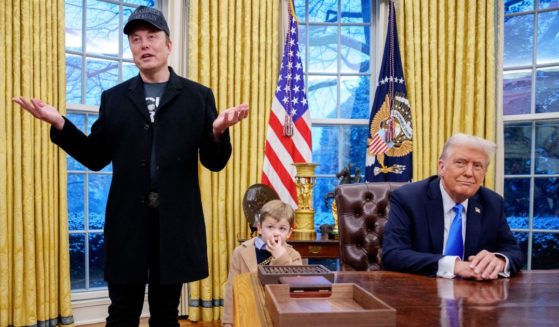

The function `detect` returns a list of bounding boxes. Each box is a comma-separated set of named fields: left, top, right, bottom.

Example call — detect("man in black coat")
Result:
left=13, top=6, right=248, bottom=326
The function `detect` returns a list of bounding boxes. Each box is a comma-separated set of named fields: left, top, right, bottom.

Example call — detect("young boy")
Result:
left=222, top=200, right=303, bottom=326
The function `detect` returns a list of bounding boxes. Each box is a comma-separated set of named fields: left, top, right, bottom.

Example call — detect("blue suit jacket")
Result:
left=382, top=176, right=523, bottom=276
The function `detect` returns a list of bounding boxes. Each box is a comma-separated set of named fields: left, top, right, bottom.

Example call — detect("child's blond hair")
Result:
left=259, top=200, right=295, bottom=226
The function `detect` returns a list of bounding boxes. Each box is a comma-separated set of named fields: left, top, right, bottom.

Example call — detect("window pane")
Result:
left=85, top=58, right=119, bottom=106
left=532, top=232, right=559, bottom=269
left=66, top=54, right=82, bottom=104
left=512, top=232, right=529, bottom=269
left=89, top=233, right=106, bottom=288
left=504, top=178, right=530, bottom=229
left=537, top=11, right=559, bottom=65
left=504, top=15, right=534, bottom=67
left=539, top=0, right=559, bottom=10
left=504, top=123, right=532, bottom=175
left=340, top=26, right=370, bottom=73
left=313, top=177, right=338, bottom=230
left=340, top=125, right=368, bottom=175
left=312, top=126, right=339, bottom=174
left=505, top=0, right=534, bottom=14
left=535, top=66, right=559, bottom=113
left=308, top=0, right=338, bottom=23
left=294, top=0, right=306, bottom=22
left=67, top=173, right=85, bottom=231
left=86, top=0, right=119, bottom=57
left=341, top=0, right=371, bottom=23
left=308, top=76, right=337, bottom=119
left=535, top=120, right=559, bottom=174
left=340, top=76, right=370, bottom=119
left=88, top=174, right=111, bottom=230
left=122, top=6, right=136, bottom=59
left=69, top=233, right=86, bottom=290
left=534, top=178, right=559, bottom=220
left=503, top=70, right=531, bottom=115
left=308, top=26, right=338, bottom=73
left=65, top=0, right=83, bottom=52
left=123, top=62, right=139, bottom=80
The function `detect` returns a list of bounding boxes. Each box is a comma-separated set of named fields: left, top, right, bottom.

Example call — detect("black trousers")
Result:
left=106, top=208, right=183, bottom=327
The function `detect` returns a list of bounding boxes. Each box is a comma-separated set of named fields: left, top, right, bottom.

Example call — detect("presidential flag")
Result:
left=261, top=3, right=312, bottom=209
left=365, top=0, right=412, bottom=182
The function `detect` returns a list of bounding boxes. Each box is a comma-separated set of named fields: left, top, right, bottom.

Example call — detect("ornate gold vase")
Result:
left=292, top=162, right=318, bottom=239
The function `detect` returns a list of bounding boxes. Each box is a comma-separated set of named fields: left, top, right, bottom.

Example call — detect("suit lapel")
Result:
left=426, top=178, right=445, bottom=255
left=127, top=75, right=150, bottom=122
left=465, top=195, right=482, bottom=258
left=157, top=68, right=182, bottom=113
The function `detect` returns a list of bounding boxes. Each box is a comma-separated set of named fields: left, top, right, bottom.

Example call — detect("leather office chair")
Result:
left=335, top=182, right=405, bottom=271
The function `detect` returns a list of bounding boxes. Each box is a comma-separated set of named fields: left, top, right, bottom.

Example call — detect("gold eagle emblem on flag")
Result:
left=367, top=93, right=413, bottom=176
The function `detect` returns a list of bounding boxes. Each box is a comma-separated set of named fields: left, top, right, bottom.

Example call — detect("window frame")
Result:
left=296, top=0, right=381, bottom=229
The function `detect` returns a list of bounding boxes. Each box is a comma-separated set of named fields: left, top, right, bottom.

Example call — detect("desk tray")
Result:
left=258, top=265, right=335, bottom=285
left=264, top=283, right=396, bottom=327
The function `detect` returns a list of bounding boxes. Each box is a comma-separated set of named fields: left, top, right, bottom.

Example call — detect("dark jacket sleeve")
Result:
left=50, top=95, right=111, bottom=171
left=493, top=198, right=524, bottom=274
left=382, top=188, right=442, bottom=276
left=198, top=88, right=232, bottom=171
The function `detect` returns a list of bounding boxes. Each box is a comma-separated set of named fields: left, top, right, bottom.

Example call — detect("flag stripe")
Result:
left=262, top=140, right=298, bottom=205
left=262, top=157, right=297, bottom=208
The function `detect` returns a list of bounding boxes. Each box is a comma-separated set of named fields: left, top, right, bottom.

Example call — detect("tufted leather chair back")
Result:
left=335, top=182, right=405, bottom=271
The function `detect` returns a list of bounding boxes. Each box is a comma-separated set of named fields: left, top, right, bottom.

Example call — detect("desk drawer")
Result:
left=289, top=242, right=339, bottom=259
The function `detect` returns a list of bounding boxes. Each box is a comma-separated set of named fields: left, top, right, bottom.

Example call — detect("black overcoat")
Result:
left=51, top=67, right=231, bottom=284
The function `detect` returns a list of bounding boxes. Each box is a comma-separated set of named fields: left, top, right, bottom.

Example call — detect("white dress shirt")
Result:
left=436, top=181, right=511, bottom=278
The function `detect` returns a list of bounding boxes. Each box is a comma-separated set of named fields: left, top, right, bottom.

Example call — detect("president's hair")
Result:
left=439, top=133, right=497, bottom=168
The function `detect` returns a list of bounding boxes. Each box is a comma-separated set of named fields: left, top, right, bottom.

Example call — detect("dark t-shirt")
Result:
left=144, top=82, right=167, bottom=190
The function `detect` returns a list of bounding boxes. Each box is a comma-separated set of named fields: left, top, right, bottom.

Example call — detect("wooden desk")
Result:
left=233, top=270, right=559, bottom=326
left=238, top=233, right=339, bottom=259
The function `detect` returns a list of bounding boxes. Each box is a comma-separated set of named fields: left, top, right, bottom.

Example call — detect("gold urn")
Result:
left=292, top=162, right=319, bottom=239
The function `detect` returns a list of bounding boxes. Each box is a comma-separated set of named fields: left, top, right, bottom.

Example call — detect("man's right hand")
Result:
left=454, top=259, right=482, bottom=279
left=12, top=96, right=65, bottom=130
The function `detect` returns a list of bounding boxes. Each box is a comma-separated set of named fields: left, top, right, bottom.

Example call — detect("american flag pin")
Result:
left=475, top=207, right=481, bottom=214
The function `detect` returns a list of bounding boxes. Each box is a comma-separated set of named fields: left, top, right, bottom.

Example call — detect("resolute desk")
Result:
left=233, top=270, right=559, bottom=326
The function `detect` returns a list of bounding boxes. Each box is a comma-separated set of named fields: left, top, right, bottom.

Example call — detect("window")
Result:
left=503, top=0, right=559, bottom=270
left=64, top=0, right=158, bottom=291
left=294, top=0, right=375, bottom=229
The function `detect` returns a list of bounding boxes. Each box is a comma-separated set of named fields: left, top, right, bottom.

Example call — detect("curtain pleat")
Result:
left=0, top=0, right=73, bottom=326
left=187, top=0, right=279, bottom=322
left=396, top=0, right=497, bottom=187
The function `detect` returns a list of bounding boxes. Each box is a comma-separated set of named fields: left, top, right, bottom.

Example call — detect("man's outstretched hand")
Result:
left=212, top=103, right=249, bottom=137
left=12, top=96, right=65, bottom=130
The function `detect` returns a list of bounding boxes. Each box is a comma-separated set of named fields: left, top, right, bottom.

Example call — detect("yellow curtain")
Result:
left=396, top=0, right=497, bottom=187
left=0, top=1, right=73, bottom=326
left=187, top=0, right=279, bottom=321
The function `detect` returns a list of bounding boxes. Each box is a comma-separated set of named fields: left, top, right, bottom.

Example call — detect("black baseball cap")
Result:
left=123, top=6, right=170, bottom=36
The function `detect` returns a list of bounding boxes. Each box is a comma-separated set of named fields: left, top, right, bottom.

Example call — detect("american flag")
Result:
left=261, top=5, right=312, bottom=209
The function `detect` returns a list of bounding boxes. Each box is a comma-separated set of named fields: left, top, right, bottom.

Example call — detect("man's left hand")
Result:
left=213, top=103, right=249, bottom=136
left=468, top=250, right=505, bottom=280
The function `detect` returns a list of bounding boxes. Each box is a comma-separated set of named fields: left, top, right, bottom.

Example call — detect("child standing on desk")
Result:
left=222, top=199, right=303, bottom=326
